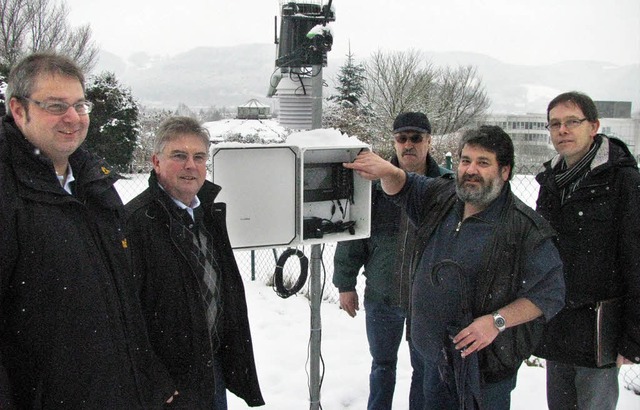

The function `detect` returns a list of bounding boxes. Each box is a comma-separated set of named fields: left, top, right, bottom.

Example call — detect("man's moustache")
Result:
left=462, top=175, right=483, bottom=183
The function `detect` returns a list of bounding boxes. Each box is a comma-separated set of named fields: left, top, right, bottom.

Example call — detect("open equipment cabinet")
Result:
left=210, top=141, right=371, bottom=250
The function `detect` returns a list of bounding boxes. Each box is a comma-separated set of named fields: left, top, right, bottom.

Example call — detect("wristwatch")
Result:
left=492, top=311, right=506, bottom=332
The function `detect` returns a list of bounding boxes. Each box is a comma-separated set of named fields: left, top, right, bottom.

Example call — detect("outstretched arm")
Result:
left=343, top=151, right=406, bottom=195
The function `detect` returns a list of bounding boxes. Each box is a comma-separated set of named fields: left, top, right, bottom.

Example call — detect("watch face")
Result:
left=495, top=317, right=506, bottom=328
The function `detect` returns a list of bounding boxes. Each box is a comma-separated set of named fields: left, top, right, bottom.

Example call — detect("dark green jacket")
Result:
left=332, top=154, right=451, bottom=311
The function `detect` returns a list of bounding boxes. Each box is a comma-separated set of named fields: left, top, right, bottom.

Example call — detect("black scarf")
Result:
left=554, top=135, right=602, bottom=202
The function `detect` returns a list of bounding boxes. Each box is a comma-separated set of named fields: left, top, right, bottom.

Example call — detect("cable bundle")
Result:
left=273, top=248, right=309, bottom=298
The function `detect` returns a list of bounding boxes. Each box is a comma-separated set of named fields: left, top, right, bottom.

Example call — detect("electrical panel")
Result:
left=210, top=137, right=371, bottom=250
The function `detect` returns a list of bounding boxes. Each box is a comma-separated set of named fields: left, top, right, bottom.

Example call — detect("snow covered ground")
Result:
left=227, top=279, right=639, bottom=409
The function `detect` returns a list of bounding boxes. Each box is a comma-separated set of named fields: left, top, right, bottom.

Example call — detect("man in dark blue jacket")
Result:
left=126, top=116, right=264, bottom=409
left=534, top=91, right=640, bottom=410
left=344, top=125, right=565, bottom=409
left=333, top=112, right=451, bottom=410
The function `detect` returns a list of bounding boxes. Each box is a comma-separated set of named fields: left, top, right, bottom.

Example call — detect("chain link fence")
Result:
left=115, top=165, right=640, bottom=396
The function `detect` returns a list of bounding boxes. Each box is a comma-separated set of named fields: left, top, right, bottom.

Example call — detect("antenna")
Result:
left=274, top=16, right=279, bottom=44
left=267, top=1, right=335, bottom=130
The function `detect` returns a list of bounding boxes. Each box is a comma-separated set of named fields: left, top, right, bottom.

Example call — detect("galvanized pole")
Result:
left=311, top=64, right=323, bottom=129
left=309, top=243, right=322, bottom=410
left=309, top=63, right=323, bottom=410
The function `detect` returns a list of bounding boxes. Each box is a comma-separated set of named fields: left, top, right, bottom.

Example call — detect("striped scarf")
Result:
left=176, top=207, right=222, bottom=350
left=554, top=135, right=602, bottom=203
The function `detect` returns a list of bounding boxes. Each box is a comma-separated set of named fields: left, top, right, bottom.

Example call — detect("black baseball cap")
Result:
left=392, top=112, right=432, bottom=134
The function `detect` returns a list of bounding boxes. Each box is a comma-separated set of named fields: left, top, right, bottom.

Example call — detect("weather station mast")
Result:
left=268, top=0, right=334, bottom=130
left=268, top=2, right=335, bottom=409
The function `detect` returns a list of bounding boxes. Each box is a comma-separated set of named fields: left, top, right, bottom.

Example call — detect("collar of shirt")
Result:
left=157, top=183, right=201, bottom=221
left=58, top=165, right=75, bottom=195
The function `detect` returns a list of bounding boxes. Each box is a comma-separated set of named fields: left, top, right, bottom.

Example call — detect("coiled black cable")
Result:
left=273, top=248, right=309, bottom=298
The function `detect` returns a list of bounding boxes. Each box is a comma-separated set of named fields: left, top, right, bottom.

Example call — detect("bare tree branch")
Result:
left=0, top=0, right=98, bottom=74
left=360, top=50, right=490, bottom=162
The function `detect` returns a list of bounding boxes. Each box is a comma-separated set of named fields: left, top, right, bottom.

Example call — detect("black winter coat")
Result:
left=535, top=135, right=640, bottom=367
left=125, top=173, right=264, bottom=409
left=0, top=117, right=175, bottom=408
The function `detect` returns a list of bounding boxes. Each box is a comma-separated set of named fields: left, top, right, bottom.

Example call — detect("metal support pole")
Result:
left=250, top=250, right=256, bottom=281
left=309, top=64, right=323, bottom=409
left=311, top=64, right=323, bottom=129
left=309, top=60, right=322, bottom=410
left=309, top=244, right=322, bottom=410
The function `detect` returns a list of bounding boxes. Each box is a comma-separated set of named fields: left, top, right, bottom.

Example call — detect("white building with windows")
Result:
left=479, top=113, right=555, bottom=169
left=599, top=118, right=639, bottom=159
left=481, top=101, right=640, bottom=167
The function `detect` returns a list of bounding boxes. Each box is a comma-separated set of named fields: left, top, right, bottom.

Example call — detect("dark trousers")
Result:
left=481, top=372, right=517, bottom=410
left=546, top=360, right=619, bottom=410
left=213, top=357, right=228, bottom=410
left=364, top=299, right=425, bottom=410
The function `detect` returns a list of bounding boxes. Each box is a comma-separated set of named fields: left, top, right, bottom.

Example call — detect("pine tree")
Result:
left=84, top=72, right=139, bottom=172
left=330, top=50, right=366, bottom=108
left=324, top=50, right=378, bottom=150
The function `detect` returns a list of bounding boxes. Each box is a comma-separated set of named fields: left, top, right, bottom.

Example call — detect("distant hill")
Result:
left=93, top=44, right=640, bottom=115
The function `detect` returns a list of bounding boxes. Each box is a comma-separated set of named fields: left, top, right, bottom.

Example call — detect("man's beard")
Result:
left=455, top=173, right=504, bottom=207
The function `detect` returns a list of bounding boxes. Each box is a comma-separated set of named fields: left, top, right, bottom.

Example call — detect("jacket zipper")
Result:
left=398, top=215, right=411, bottom=306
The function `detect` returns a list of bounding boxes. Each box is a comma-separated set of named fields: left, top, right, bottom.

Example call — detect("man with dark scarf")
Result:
left=534, top=91, right=640, bottom=410
left=125, top=116, right=264, bottom=409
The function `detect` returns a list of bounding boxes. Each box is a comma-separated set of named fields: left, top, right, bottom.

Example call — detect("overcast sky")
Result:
left=65, top=0, right=640, bottom=66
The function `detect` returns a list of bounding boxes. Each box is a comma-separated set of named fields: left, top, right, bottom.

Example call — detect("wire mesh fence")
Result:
left=115, top=165, right=640, bottom=396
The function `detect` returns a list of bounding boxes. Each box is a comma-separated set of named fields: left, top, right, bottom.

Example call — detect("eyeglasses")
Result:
left=166, top=152, right=209, bottom=165
left=394, top=133, right=424, bottom=144
left=545, top=118, right=588, bottom=132
left=24, top=98, right=93, bottom=115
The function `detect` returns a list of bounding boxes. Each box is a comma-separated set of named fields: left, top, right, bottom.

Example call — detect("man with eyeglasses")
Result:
left=0, top=52, right=177, bottom=407
left=333, top=112, right=452, bottom=410
left=125, top=116, right=264, bottom=409
left=534, top=91, right=640, bottom=410
left=342, top=125, right=565, bottom=409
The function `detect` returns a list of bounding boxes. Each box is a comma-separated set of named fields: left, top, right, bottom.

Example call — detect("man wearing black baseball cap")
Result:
left=333, top=111, right=451, bottom=409
left=390, top=112, right=436, bottom=175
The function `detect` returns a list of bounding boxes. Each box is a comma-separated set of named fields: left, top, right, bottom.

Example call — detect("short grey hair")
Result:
left=5, top=52, right=85, bottom=118
left=153, top=116, right=211, bottom=155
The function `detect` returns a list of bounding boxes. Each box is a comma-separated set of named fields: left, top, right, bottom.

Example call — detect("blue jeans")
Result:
left=546, top=360, right=619, bottom=410
left=481, top=373, right=517, bottom=410
left=364, top=299, right=424, bottom=410
left=213, top=357, right=228, bottom=410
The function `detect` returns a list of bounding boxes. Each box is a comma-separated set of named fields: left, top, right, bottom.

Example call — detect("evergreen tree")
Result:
left=324, top=50, right=379, bottom=152
left=330, top=50, right=367, bottom=108
left=85, top=72, right=139, bottom=172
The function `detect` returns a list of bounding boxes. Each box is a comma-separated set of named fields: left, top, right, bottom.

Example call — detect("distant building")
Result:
left=479, top=113, right=555, bottom=171
left=595, top=101, right=632, bottom=119
left=594, top=101, right=639, bottom=160
left=480, top=101, right=640, bottom=169
left=237, top=99, right=271, bottom=120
